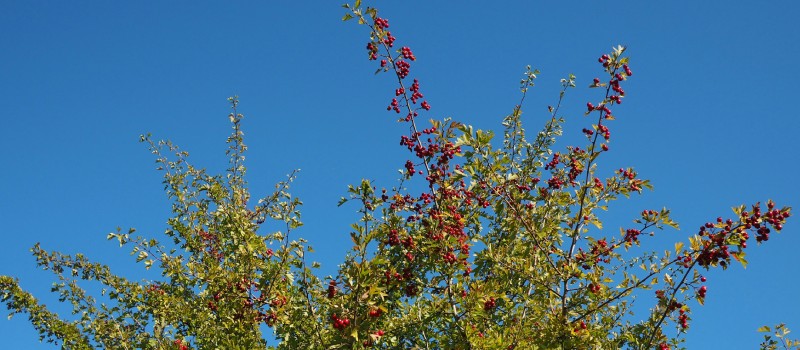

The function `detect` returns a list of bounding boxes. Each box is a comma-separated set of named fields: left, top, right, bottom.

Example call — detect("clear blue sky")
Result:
left=2, top=1, right=798, bottom=348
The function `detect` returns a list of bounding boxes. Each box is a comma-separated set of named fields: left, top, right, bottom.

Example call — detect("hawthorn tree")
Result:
left=0, top=2, right=795, bottom=350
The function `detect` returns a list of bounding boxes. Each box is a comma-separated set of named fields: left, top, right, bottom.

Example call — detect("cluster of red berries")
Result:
left=409, top=79, right=423, bottom=103
left=235, top=277, right=253, bottom=293
left=146, top=283, right=165, bottom=295
left=748, top=201, right=790, bottom=242
left=678, top=308, right=689, bottom=329
left=405, top=283, right=418, bottom=297
left=327, top=280, right=337, bottom=298
left=655, top=290, right=689, bottom=328
left=593, top=177, right=604, bottom=189
left=399, top=126, right=436, bottom=151
left=368, top=308, right=383, bottom=318
left=611, top=74, right=626, bottom=96
left=696, top=202, right=790, bottom=268
left=544, top=153, right=560, bottom=170
left=400, top=250, right=411, bottom=260
left=566, top=148, right=586, bottom=185
left=678, top=254, right=692, bottom=268
left=442, top=250, right=457, bottom=264
left=655, top=289, right=665, bottom=300
left=388, top=98, right=400, bottom=113
left=383, top=31, right=396, bottom=47
left=624, top=228, right=642, bottom=243
left=598, top=54, right=611, bottom=66
left=588, top=283, right=601, bottom=294
left=386, top=228, right=401, bottom=246
left=270, top=295, right=287, bottom=308
left=618, top=168, right=642, bottom=191
left=198, top=229, right=223, bottom=261
left=331, top=313, right=351, bottom=330
left=174, top=339, right=189, bottom=350
left=395, top=60, right=410, bottom=79
left=581, top=53, right=633, bottom=162
left=401, top=46, right=416, bottom=60
left=697, top=285, right=707, bottom=299
left=258, top=311, right=277, bottom=327
left=366, top=42, right=378, bottom=61
left=640, top=209, right=658, bottom=221
left=373, top=17, right=389, bottom=29
left=573, top=321, right=588, bottom=333
left=597, top=124, right=610, bottom=140
left=659, top=343, right=671, bottom=350
left=547, top=176, right=565, bottom=190
left=623, top=64, right=633, bottom=76
left=484, top=297, right=497, bottom=311
left=383, top=268, right=413, bottom=286
left=586, top=101, right=613, bottom=115
left=577, top=238, right=612, bottom=270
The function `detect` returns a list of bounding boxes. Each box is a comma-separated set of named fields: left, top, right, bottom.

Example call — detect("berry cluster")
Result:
left=695, top=201, right=790, bottom=268
left=396, top=60, right=411, bottom=79
left=146, top=283, right=165, bottom=295
left=565, top=148, right=586, bottom=185
left=617, top=168, right=643, bottom=192
left=697, top=285, right=707, bottom=299
left=748, top=201, right=789, bottom=242
left=409, top=79, right=424, bottom=104
left=677, top=308, right=689, bottom=329
left=593, top=177, right=604, bottom=189
left=331, top=313, right=351, bottom=330
left=368, top=308, right=383, bottom=318
left=576, top=238, right=612, bottom=270
left=573, top=321, right=588, bottom=333
left=597, top=124, right=610, bottom=140
left=544, top=153, right=560, bottom=170
left=623, top=228, right=642, bottom=244
left=173, top=339, right=189, bottom=350
left=401, top=46, right=416, bottom=61
left=484, top=297, right=497, bottom=311
left=198, top=229, right=223, bottom=261
left=585, top=47, right=632, bottom=159
left=374, top=17, right=389, bottom=29
left=327, top=280, right=337, bottom=298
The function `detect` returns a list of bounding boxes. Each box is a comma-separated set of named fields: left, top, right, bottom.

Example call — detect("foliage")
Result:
left=1, top=2, right=794, bottom=349
left=760, top=324, right=800, bottom=350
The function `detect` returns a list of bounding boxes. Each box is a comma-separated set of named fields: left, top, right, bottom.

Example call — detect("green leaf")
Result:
left=758, top=326, right=772, bottom=333
left=342, top=13, right=354, bottom=21
left=732, top=251, right=748, bottom=268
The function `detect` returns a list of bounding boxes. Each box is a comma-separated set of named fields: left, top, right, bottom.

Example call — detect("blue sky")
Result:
left=1, top=1, right=798, bottom=348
